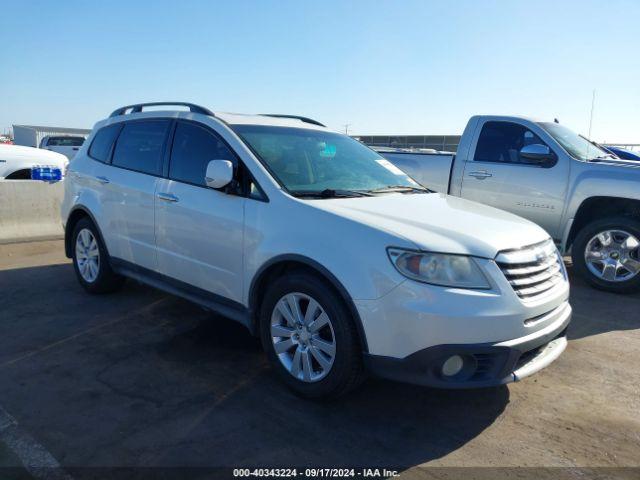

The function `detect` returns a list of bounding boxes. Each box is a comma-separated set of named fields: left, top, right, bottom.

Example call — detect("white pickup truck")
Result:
left=380, top=116, right=640, bottom=293
left=40, top=135, right=86, bottom=160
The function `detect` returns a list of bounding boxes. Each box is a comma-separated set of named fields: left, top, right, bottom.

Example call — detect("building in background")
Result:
left=12, top=125, right=91, bottom=148
left=354, top=134, right=461, bottom=152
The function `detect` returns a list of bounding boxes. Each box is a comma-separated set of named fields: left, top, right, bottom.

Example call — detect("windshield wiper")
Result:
left=289, top=188, right=373, bottom=199
left=366, top=185, right=430, bottom=194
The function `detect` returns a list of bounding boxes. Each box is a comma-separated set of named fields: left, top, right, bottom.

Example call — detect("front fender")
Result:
left=242, top=196, right=411, bottom=306
left=561, top=164, right=640, bottom=249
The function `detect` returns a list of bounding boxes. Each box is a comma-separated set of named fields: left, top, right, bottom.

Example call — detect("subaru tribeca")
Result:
left=62, top=102, right=571, bottom=398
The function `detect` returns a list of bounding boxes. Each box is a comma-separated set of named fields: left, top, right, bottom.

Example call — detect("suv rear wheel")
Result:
left=572, top=216, right=640, bottom=293
left=259, top=272, right=365, bottom=399
left=72, top=217, right=125, bottom=293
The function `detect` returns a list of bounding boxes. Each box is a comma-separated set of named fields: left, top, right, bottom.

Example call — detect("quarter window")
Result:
left=169, top=122, right=237, bottom=186
left=88, top=124, right=122, bottom=163
left=475, top=122, right=552, bottom=165
left=112, top=120, right=170, bottom=175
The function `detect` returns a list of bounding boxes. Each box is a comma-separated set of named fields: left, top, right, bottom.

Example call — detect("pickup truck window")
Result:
left=475, top=121, right=553, bottom=166
left=233, top=125, right=420, bottom=195
left=538, top=122, right=608, bottom=161
left=46, top=136, right=85, bottom=147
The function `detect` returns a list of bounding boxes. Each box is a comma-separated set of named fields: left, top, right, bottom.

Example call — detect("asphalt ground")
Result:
left=0, top=240, right=638, bottom=479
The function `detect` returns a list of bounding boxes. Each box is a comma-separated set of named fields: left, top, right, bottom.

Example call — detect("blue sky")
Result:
left=2, top=0, right=639, bottom=142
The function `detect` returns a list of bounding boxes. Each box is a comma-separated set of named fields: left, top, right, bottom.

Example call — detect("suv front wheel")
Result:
left=572, top=216, right=640, bottom=293
left=259, top=272, right=365, bottom=399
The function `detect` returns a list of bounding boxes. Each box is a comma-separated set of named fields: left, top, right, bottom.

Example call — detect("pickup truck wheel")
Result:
left=259, top=272, right=365, bottom=399
left=72, top=218, right=125, bottom=294
left=572, top=216, right=640, bottom=293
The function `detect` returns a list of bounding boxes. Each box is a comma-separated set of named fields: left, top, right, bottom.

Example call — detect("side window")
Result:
left=475, top=121, right=548, bottom=164
left=169, top=122, right=237, bottom=186
left=88, top=124, right=122, bottom=162
left=112, top=120, right=171, bottom=175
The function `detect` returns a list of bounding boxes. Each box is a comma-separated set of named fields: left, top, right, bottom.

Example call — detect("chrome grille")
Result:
left=496, top=239, right=565, bottom=299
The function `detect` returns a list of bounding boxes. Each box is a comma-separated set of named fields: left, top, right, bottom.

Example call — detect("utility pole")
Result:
left=588, top=89, right=596, bottom=140
left=343, top=124, right=352, bottom=135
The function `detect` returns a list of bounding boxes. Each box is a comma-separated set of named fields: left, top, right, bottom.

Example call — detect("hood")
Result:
left=587, top=158, right=640, bottom=169
left=0, top=145, right=68, bottom=166
left=312, top=192, right=550, bottom=258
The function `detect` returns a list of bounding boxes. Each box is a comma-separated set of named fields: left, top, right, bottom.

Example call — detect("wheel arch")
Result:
left=566, top=196, right=640, bottom=250
left=248, top=255, right=369, bottom=353
left=4, top=168, right=32, bottom=180
left=64, top=206, right=107, bottom=258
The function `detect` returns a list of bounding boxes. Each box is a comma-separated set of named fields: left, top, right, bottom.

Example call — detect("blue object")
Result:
left=601, top=146, right=640, bottom=161
left=31, top=166, right=62, bottom=182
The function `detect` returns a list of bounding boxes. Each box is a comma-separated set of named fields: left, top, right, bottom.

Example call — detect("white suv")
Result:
left=62, top=102, right=571, bottom=398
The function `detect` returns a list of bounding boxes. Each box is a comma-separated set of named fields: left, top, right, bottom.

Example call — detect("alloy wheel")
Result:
left=270, top=292, right=336, bottom=383
left=75, top=228, right=100, bottom=283
left=584, top=229, right=640, bottom=282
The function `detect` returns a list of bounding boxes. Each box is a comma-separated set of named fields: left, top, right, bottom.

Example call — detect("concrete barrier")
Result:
left=0, top=181, right=64, bottom=244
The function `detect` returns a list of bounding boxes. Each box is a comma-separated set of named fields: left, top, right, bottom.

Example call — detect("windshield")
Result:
left=232, top=125, right=421, bottom=195
left=538, top=122, right=609, bottom=161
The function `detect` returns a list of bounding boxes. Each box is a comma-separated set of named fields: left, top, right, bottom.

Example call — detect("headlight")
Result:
left=387, top=248, right=491, bottom=289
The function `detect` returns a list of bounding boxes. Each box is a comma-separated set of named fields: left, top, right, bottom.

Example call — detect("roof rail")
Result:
left=261, top=114, right=325, bottom=127
left=110, top=102, right=214, bottom=118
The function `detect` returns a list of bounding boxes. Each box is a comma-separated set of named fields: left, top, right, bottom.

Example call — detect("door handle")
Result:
left=157, top=192, right=179, bottom=203
left=95, top=175, right=110, bottom=184
left=468, top=170, right=493, bottom=179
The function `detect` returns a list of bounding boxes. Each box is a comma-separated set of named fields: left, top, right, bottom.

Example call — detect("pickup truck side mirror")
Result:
left=205, top=160, right=234, bottom=189
left=519, top=144, right=555, bottom=165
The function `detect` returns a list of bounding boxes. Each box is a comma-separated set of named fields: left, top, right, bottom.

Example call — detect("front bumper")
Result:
left=364, top=302, right=571, bottom=388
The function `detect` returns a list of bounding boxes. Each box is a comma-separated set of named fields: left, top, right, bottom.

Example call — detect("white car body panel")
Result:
left=155, top=178, right=246, bottom=303
left=0, top=144, right=68, bottom=179
left=92, top=159, right=159, bottom=271
left=310, top=193, right=549, bottom=258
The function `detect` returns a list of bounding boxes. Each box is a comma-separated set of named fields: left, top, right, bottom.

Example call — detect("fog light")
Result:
left=442, top=355, right=464, bottom=377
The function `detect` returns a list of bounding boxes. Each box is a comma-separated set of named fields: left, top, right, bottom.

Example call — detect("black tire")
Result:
left=71, top=217, right=125, bottom=294
left=259, top=272, right=365, bottom=399
left=572, top=216, right=640, bottom=294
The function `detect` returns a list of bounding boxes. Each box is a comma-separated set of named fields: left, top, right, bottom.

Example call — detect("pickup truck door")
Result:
left=459, top=120, right=569, bottom=240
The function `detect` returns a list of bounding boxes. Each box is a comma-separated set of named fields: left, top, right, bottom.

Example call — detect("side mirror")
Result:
left=205, top=160, right=234, bottom=189
left=519, top=144, right=554, bottom=165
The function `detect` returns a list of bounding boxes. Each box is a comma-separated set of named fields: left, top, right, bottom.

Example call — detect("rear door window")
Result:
left=112, top=120, right=171, bottom=175
left=169, top=121, right=237, bottom=186
left=88, top=124, right=122, bottom=162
